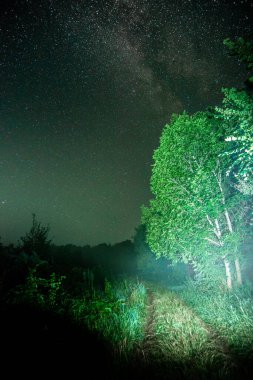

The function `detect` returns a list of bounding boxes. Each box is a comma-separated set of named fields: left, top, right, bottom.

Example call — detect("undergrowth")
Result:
left=177, top=280, right=253, bottom=357
left=143, top=286, right=234, bottom=380
left=70, top=275, right=147, bottom=356
left=9, top=268, right=147, bottom=358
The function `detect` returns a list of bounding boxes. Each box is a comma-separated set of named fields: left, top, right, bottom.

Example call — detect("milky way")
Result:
left=0, top=0, right=252, bottom=246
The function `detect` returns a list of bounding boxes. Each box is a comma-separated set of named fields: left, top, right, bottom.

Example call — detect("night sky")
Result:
left=0, top=0, right=252, bottom=246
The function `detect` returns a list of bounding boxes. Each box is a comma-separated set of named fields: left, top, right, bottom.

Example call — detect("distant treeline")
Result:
left=0, top=220, right=191, bottom=298
left=49, top=240, right=138, bottom=276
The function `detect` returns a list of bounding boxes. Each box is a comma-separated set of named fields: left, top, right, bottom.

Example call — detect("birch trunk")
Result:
left=224, top=258, right=232, bottom=290
left=235, top=257, right=242, bottom=286
left=214, top=165, right=243, bottom=288
left=224, top=209, right=243, bottom=286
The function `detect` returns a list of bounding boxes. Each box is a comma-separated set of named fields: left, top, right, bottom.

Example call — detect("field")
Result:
left=2, top=268, right=253, bottom=379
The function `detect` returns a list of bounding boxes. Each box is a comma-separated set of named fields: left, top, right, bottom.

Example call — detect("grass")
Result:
left=6, top=267, right=253, bottom=379
left=136, top=284, right=235, bottom=380
left=177, top=280, right=253, bottom=358
left=70, top=276, right=147, bottom=357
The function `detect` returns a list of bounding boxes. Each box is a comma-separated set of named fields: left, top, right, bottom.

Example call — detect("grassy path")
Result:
left=132, top=284, right=238, bottom=380
left=142, top=289, right=157, bottom=353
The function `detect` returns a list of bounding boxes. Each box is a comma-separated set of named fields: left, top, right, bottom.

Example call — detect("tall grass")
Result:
left=9, top=268, right=147, bottom=358
left=177, top=280, right=253, bottom=357
left=70, top=275, right=147, bottom=357
left=9, top=266, right=253, bottom=378
left=142, top=286, right=234, bottom=380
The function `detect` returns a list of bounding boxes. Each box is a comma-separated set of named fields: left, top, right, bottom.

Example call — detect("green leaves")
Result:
left=19, top=213, right=52, bottom=259
left=11, top=268, right=66, bottom=309
left=223, top=37, right=253, bottom=70
left=215, top=88, right=253, bottom=184
left=142, top=36, right=253, bottom=287
left=141, top=104, right=247, bottom=288
left=142, top=111, right=227, bottom=261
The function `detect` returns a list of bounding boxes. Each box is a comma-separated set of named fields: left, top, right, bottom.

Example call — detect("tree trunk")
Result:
left=187, top=261, right=195, bottom=280
left=235, top=257, right=242, bottom=286
left=224, top=258, right=232, bottom=290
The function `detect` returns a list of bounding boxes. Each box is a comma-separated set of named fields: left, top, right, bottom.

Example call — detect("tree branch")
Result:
left=204, top=237, right=223, bottom=247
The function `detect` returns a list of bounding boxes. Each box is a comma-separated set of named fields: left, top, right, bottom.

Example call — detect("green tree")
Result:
left=223, top=37, right=253, bottom=86
left=220, top=37, right=253, bottom=195
left=215, top=87, right=253, bottom=195
left=142, top=112, right=245, bottom=289
left=19, top=214, right=51, bottom=260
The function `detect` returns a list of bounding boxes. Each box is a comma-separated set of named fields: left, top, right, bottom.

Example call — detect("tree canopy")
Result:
left=142, top=112, right=236, bottom=261
left=19, top=213, right=52, bottom=259
left=142, top=37, right=253, bottom=288
left=223, top=37, right=253, bottom=84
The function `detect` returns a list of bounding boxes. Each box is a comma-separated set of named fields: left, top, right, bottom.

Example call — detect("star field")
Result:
left=0, top=0, right=252, bottom=246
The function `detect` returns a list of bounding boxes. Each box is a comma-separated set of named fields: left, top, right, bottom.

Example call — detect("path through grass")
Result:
left=7, top=270, right=253, bottom=379
left=131, top=284, right=238, bottom=380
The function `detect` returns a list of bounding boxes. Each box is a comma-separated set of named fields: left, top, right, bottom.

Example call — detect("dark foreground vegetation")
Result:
left=1, top=216, right=253, bottom=380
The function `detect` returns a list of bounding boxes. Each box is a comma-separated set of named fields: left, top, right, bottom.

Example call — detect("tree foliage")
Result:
left=224, top=37, right=253, bottom=84
left=142, top=37, right=253, bottom=288
left=220, top=38, right=253, bottom=194
left=142, top=112, right=222, bottom=258
left=215, top=88, right=253, bottom=181
left=142, top=110, right=247, bottom=286
left=19, top=213, right=51, bottom=259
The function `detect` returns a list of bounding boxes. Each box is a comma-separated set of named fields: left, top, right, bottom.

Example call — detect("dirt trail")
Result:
left=133, top=284, right=239, bottom=380
left=140, top=288, right=157, bottom=357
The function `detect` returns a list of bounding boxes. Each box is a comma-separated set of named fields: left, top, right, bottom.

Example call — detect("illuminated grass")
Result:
left=70, top=277, right=147, bottom=356
left=178, top=282, right=253, bottom=357
left=10, top=268, right=253, bottom=378
left=140, top=285, right=234, bottom=379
